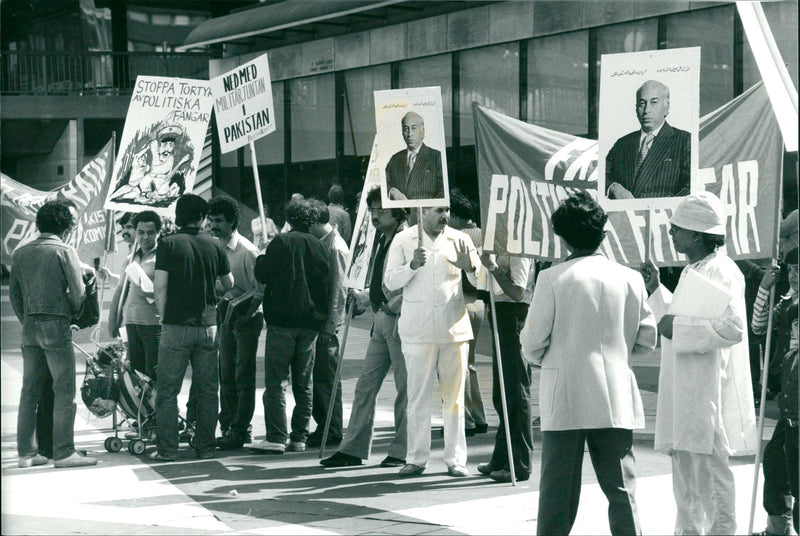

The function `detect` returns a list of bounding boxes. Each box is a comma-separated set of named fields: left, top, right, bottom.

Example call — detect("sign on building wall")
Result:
left=210, top=53, right=276, bottom=154
left=104, top=76, right=213, bottom=215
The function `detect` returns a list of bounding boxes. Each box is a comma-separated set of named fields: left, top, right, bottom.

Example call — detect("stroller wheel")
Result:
left=105, top=437, right=122, bottom=452
left=128, top=439, right=146, bottom=455
left=187, top=434, right=196, bottom=449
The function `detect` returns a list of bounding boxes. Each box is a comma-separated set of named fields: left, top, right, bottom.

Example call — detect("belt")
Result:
left=372, top=302, right=397, bottom=316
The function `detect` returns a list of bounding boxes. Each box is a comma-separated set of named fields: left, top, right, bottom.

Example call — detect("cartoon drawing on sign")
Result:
left=109, top=116, right=193, bottom=208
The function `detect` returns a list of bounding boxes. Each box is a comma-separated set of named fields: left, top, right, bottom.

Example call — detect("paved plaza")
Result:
left=1, top=283, right=775, bottom=535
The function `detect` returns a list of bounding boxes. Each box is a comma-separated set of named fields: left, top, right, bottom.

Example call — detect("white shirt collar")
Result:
left=640, top=122, right=665, bottom=142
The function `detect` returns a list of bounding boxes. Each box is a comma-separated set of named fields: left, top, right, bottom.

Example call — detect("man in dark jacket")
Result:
left=251, top=198, right=330, bottom=454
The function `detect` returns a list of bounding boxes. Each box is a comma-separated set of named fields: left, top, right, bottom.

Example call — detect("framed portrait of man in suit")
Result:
left=598, top=47, right=700, bottom=211
left=374, top=87, right=450, bottom=209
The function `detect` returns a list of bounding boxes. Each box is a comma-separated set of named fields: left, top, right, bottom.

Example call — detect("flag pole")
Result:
left=488, top=285, right=516, bottom=486
left=93, top=133, right=117, bottom=354
left=249, top=141, right=268, bottom=247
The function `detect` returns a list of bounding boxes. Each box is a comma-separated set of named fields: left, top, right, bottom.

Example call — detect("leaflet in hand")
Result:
left=668, top=269, right=732, bottom=318
left=124, top=262, right=154, bottom=302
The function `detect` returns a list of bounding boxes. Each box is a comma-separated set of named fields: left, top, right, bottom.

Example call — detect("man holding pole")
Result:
left=320, top=187, right=409, bottom=468
left=383, top=205, right=480, bottom=477
left=307, top=199, right=349, bottom=448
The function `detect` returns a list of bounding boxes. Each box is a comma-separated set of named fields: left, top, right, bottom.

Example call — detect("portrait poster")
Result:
left=598, top=47, right=700, bottom=211
left=210, top=53, right=275, bottom=154
left=343, top=137, right=380, bottom=291
left=104, top=76, right=213, bottom=216
left=374, top=87, right=449, bottom=209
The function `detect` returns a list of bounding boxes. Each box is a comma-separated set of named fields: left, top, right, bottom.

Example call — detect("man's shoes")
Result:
left=489, top=469, right=529, bottom=483
left=216, top=431, right=249, bottom=450
left=465, top=427, right=476, bottom=437
left=447, top=464, right=469, bottom=477
left=380, top=456, right=406, bottom=468
left=320, top=451, right=363, bottom=467
left=54, top=452, right=98, bottom=468
left=398, top=463, right=426, bottom=476
left=474, top=423, right=489, bottom=434
left=147, top=451, right=175, bottom=462
left=286, top=440, right=306, bottom=452
left=18, top=454, right=49, bottom=468
left=307, top=432, right=342, bottom=448
left=477, top=462, right=497, bottom=476
left=196, top=450, right=214, bottom=460
left=249, top=440, right=285, bottom=454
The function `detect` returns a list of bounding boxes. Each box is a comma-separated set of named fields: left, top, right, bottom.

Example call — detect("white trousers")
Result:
left=671, top=435, right=736, bottom=535
left=402, top=341, right=468, bottom=467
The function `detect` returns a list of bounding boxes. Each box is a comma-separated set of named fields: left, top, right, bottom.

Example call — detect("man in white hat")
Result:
left=640, top=191, right=757, bottom=535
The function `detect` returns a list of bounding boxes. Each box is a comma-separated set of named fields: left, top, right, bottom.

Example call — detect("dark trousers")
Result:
left=36, top=369, right=54, bottom=458
left=763, top=418, right=799, bottom=532
left=488, top=301, right=533, bottom=478
left=311, top=331, right=343, bottom=439
left=126, top=323, right=161, bottom=380
left=538, top=428, right=640, bottom=536
left=263, top=325, right=317, bottom=444
left=218, top=313, right=263, bottom=437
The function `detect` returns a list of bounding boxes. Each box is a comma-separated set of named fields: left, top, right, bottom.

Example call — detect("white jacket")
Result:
left=649, top=250, right=757, bottom=456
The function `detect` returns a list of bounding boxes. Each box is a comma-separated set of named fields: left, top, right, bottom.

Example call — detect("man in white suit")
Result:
left=520, top=192, right=657, bottom=536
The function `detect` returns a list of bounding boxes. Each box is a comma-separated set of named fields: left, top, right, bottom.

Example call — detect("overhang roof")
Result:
left=178, top=0, right=494, bottom=51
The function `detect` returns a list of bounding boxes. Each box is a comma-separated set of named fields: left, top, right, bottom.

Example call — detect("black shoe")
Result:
left=489, top=469, right=529, bottom=483
left=216, top=433, right=245, bottom=450
left=474, top=423, right=489, bottom=434
left=196, top=449, right=214, bottom=460
left=477, top=462, right=497, bottom=476
left=307, top=432, right=342, bottom=448
left=380, top=456, right=406, bottom=468
left=320, top=451, right=363, bottom=467
left=465, top=427, right=476, bottom=437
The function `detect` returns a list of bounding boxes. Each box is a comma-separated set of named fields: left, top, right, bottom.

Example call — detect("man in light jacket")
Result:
left=640, top=191, right=757, bottom=535
left=520, top=192, right=657, bottom=536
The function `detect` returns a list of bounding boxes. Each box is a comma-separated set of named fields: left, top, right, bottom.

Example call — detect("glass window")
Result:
left=343, top=65, right=391, bottom=157
left=399, top=55, right=453, bottom=146
left=528, top=31, right=589, bottom=135
left=459, top=43, right=519, bottom=146
left=664, top=6, right=734, bottom=116
left=743, top=2, right=798, bottom=91
left=290, top=74, right=335, bottom=161
left=245, top=82, right=284, bottom=166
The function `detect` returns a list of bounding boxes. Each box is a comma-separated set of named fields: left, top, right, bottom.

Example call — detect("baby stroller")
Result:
left=78, top=342, right=190, bottom=455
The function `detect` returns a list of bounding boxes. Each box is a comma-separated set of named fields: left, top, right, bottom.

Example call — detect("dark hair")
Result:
left=328, top=184, right=344, bottom=204
left=36, top=200, right=74, bottom=235
left=785, top=247, right=799, bottom=265
left=366, top=187, right=406, bottom=223
left=285, top=198, right=315, bottom=232
left=449, top=190, right=475, bottom=221
left=308, top=198, right=330, bottom=225
left=132, top=210, right=162, bottom=232
left=207, top=196, right=240, bottom=230
left=175, top=194, right=208, bottom=228
left=699, top=232, right=725, bottom=252
left=118, top=212, right=133, bottom=226
left=551, top=191, right=608, bottom=250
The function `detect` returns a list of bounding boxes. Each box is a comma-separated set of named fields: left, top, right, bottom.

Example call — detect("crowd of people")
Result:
left=8, top=184, right=798, bottom=535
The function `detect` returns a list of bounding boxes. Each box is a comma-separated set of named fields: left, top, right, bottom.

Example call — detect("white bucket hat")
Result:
left=670, top=191, right=725, bottom=235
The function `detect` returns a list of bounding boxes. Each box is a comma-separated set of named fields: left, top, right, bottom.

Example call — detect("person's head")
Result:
left=366, top=187, right=406, bottom=234
left=285, top=198, right=315, bottom=233
left=308, top=198, right=331, bottom=238
left=206, top=196, right=240, bottom=240
left=119, top=212, right=135, bottom=244
left=668, top=191, right=726, bottom=260
left=784, top=247, right=799, bottom=294
left=132, top=210, right=161, bottom=251
left=157, top=125, right=181, bottom=159
left=328, top=184, right=344, bottom=205
left=636, top=80, right=670, bottom=134
left=36, top=200, right=75, bottom=238
left=174, top=194, right=208, bottom=228
left=401, top=112, right=425, bottom=152
left=449, top=190, right=475, bottom=228
left=421, top=206, right=449, bottom=236
left=551, top=191, right=608, bottom=251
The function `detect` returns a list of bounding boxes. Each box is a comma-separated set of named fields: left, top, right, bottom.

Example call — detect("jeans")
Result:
left=262, top=325, right=317, bottom=444
left=155, top=324, right=219, bottom=457
left=538, top=428, right=640, bottom=536
left=218, top=313, right=263, bottom=437
left=311, top=331, right=343, bottom=439
left=339, top=310, right=408, bottom=460
left=488, top=302, right=533, bottom=478
left=37, top=368, right=54, bottom=458
left=126, top=323, right=161, bottom=381
left=464, top=300, right=487, bottom=430
left=18, top=315, right=77, bottom=461
left=762, top=418, right=799, bottom=533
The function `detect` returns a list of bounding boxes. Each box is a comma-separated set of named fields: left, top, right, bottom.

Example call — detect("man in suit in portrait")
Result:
left=605, top=79, right=691, bottom=200
left=385, top=112, right=444, bottom=202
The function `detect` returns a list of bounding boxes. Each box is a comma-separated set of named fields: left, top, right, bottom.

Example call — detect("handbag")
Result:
left=72, top=271, right=100, bottom=329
